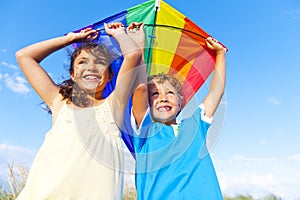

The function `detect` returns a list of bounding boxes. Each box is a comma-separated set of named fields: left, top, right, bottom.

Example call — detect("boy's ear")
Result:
left=178, top=100, right=183, bottom=112
left=109, top=71, right=114, bottom=81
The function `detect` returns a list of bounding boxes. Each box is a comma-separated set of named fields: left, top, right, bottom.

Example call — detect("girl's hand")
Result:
left=66, top=27, right=98, bottom=43
left=104, top=22, right=125, bottom=37
left=127, top=22, right=145, bottom=50
left=206, top=37, right=226, bottom=54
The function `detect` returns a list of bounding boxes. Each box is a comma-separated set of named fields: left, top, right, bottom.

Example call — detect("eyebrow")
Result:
left=76, top=56, right=88, bottom=61
left=94, top=59, right=108, bottom=65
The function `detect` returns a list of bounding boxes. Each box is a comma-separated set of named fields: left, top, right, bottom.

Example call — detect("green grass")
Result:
left=0, top=163, right=27, bottom=200
left=224, top=195, right=282, bottom=200
left=0, top=164, right=283, bottom=200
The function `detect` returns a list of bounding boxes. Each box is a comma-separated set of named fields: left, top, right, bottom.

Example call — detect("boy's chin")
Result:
left=153, top=116, right=176, bottom=125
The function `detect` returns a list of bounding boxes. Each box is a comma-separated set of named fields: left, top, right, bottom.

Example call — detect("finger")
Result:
left=89, top=30, right=98, bottom=39
left=127, top=22, right=135, bottom=30
left=136, top=22, right=143, bottom=28
left=113, top=22, right=123, bottom=28
left=139, top=23, right=144, bottom=30
left=104, top=23, right=108, bottom=29
left=205, top=37, right=213, bottom=45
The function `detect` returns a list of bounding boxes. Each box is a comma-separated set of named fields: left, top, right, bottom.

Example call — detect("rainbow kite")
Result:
left=71, top=0, right=227, bottom=154
left=72, top=0, right=227, bottom=105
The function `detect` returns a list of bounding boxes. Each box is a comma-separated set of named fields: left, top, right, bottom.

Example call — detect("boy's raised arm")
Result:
left=106, top=22, right=144, bottom=126
left=202, top=37, right=226, bottom=118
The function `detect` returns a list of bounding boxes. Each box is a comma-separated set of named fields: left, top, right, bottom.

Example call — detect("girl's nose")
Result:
left=86, top=65, right=97, bottom=71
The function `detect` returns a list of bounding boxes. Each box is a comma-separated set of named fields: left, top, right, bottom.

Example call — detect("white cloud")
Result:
left=0, top=73, right=3, bottom=92
left=0, top=143, right=36, bottom=163
left=0, top=142, right=36, bottom=180
left=215, top=154, right=300, bottom=199
left=1, top=48, right=7, bottom=53
left=288, top=154, right=300, bottom=161
left=233, top=155, right=277, bottom=164
left=268, top=96, right=281, bottom=105
left=4, top=74, right=31, bottom=94
left=220, top=172, right=300, bottom=200
left=283, top=7, right=300, bottom=21
left=259, top=138, right=267, bottom=144
left=1, top=61, right=18, bottom=70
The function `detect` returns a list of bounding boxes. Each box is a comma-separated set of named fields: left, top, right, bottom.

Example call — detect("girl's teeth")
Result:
left=85, top=75, right=98, bottom=80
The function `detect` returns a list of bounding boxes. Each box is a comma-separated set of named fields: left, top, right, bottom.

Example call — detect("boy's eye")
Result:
left=168, top=91, right=175, bottom=95
left=151, top=92, right=159, bottom=96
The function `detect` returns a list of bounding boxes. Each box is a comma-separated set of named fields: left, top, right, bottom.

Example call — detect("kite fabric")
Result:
left=71, top=0, right=227, bottom=105
left=69, top=0, right=227, bottom=155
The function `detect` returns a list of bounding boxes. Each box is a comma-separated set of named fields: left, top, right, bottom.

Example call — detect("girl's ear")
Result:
left=70, top=72, right=76, bottom=81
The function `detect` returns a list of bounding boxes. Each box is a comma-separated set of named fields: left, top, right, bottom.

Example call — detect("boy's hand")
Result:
left=206, top=37, right=226, bottom=54
left=104, top=22, right=126, bottom=37
left=127, top=22, right=145, bottom=50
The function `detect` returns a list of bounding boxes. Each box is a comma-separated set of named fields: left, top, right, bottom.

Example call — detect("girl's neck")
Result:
left=85, top=92, right=105, bottom=107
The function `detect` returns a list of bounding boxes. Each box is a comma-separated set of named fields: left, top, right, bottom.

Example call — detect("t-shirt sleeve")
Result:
left=189, top=104, right=212, bottom=139
left=130, top=108, right=152, bottom=153
left=199, top=103, right=213, bottom=124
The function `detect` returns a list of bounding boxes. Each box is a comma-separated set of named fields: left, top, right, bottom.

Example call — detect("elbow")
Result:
left=15, top=49, right=24, bottom=63
left=211, top=86, right=225, bottom=102
left=135, top=84, right=148, bottom=95
left=218, top=87, right=225, bottom=100
left=15, top=48, right=29, bottom=66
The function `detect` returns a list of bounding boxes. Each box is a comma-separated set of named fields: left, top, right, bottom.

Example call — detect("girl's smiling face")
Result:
left=71, top=50, right=111, bottom=95
left=148, top=80, right=181, bottom=125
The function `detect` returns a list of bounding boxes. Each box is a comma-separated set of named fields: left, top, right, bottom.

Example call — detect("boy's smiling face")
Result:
left=148, top=80, right=181, bottom=125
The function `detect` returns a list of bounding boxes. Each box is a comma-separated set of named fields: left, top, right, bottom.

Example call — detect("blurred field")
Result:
left=0, top=164, right=283, bottom=200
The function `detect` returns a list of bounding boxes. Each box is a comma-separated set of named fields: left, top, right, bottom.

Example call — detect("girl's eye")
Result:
left=78, top=60, right=87, bottom=65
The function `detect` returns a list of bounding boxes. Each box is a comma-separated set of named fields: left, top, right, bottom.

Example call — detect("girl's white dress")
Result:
left=17, top=100, right=124, bottom=200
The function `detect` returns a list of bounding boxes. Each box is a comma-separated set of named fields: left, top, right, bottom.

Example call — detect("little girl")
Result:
left=16, top=22, right=144, bottom=199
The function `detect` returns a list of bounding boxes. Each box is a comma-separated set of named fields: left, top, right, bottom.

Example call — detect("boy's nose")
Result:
left=159, top=94, right=168, bottom=102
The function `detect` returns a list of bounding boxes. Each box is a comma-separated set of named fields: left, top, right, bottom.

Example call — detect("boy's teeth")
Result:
left=158, top=106, right=170, bottom=111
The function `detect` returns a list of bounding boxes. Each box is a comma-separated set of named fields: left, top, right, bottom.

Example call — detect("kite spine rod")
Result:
left=95, top=24, right=207, bottom=39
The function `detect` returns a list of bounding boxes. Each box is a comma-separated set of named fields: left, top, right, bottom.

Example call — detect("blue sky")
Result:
left=1, top=0, right=300, bottom=199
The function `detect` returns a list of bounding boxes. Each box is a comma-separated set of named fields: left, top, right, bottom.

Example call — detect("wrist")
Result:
left=61, top=34, right=74, bottom=46
left=112, top=31, right=127, bottom=42
left=216, top=48, right=227, bottom=55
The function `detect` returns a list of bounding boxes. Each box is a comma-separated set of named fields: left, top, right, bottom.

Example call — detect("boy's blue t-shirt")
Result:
left=131, top=105, right=223, bottom=200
